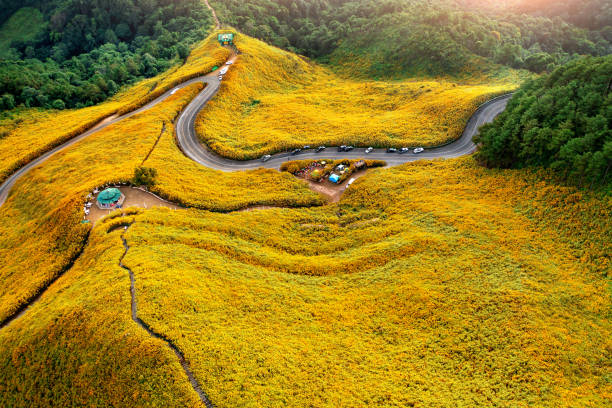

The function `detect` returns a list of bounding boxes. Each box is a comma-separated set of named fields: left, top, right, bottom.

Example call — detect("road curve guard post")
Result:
left=218, top=32, right=235, bottom=46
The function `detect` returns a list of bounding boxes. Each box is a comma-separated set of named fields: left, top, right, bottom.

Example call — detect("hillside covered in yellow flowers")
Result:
left=0, top=25, right=609, bottom=408
left=0, top=157, right=609, bottom=407
left=195, top=35, right=520, bottom=159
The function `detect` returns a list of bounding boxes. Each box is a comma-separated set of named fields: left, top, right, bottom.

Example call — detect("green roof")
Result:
left=97, top=188, right=122, bottom=205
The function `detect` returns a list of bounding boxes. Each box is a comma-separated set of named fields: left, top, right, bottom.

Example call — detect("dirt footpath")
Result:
left=86, top=187, right=180, bottom=223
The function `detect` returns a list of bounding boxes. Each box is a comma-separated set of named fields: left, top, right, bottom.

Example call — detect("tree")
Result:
left=133, top=166, right=158, bottom=187
left=0, top=94, right=15, bottom=110
left=51, top=99, right=66, bottom=110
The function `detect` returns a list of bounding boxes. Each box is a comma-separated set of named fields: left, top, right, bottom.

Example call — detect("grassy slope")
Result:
left=0, top=31, right=231, bottom=184
left=195, top=35, right=520, bottom=160
left=0, top=26, right=608, bottom=408
left=0, top=213, right=205, bottom=407
left=123, top=160, right=612, bottom=407
left=0, top=82, right=320, bottom=324
left=0, top=8, right=45, bottom=59
left=1, top=158, right=608, bottom=406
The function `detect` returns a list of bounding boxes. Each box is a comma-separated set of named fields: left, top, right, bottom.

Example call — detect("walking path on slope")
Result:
left=119, top=225, right=215, bottom=407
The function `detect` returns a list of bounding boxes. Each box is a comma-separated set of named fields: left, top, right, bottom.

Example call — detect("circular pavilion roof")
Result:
left=97, top=188, right=122, bottom=205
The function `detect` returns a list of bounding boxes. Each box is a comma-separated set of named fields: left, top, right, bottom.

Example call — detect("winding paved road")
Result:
left=0, top=52, right=511, bottom=207
left=176, top=69, right=511, bottom=170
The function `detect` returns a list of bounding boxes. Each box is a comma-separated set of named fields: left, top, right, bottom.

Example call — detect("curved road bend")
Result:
left=0, top=74, right=219, bottom=207
left=176, top=91, right=511, bottom=171
left=0, top=52, right=510, bottom=206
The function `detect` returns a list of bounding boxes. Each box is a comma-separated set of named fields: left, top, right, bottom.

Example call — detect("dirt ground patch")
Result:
left=303, top=169, right=369, bottom=203
left=85, top=187, right=180, bottom=223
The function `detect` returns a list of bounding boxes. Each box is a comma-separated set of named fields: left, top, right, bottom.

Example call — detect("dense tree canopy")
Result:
left=512, top=0, right=612, bottom=31
left=211, top=0, right=610, bottom=77
left=0, top=0, right=213, bottom=110
left=474, top=55, right=612, bottom=187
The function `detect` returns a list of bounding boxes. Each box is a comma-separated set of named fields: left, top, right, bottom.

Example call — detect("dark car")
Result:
left=345, top=146, right=354, bottom=151
left=316, top=146, right=326, bottom=153
left=338, top=145, right=347, bottom=152
left=386, top=148, right=398, bottom=153
left=290, top=148, right=302, bottom=155
left=303, top=145, right=311, bottom=150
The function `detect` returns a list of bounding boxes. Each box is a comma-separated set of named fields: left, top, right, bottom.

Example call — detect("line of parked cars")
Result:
left=388, top=147, right=424, bottom=154
left=261, top=145, right=425, bottom=161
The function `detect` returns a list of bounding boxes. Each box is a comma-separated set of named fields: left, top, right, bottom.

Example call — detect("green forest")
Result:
left=0, top=0, right=213, bottom=110
left=211, top=0, right=611, bottom=77
left=475, top=55, right=612, bottom=188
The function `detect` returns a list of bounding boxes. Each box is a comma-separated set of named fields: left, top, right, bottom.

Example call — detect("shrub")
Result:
left=51, top=99, right=66, bottom=110
left=133, top=166, right=158, bottom=187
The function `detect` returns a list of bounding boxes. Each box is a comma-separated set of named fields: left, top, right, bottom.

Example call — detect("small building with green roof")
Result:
left=96, top=188, right=125, bottom=210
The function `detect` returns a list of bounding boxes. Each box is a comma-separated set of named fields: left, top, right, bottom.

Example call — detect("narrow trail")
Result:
left=141, top=123, right=166, bottom=165
left=203, top=0, right=221, bottom=29
left=119, top=224, right=215, bottom=408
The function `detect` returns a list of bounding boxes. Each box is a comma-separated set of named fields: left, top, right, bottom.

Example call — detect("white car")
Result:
left=413, top=147, right=425, bottom=154
left=365, top=147, right=374, bottom=154
left=226, top=61, right=233, bottom=65
left=262, top=155, right=272, bottom=162
left=218, top=76, right=223, bottom=81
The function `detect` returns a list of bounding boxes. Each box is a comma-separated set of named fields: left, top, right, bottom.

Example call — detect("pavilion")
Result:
left=96, top=188, right=125, bottom=210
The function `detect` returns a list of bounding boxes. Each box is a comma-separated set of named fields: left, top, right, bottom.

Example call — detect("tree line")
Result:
left=0, top=0, right=213, bottom=111
left=211, top=0, right=610, bottom=76
left=475, top=55, right=611, bottom=188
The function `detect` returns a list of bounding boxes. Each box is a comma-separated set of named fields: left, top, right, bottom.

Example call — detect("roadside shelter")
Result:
left=96, top=188, right=125, bottom=210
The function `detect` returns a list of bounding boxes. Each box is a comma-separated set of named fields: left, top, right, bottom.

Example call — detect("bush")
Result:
left=51, top=99, right=65, bottom=110
left=133, top=166, right=158, bottom=187
left=0, top=94, right=15, bottom=110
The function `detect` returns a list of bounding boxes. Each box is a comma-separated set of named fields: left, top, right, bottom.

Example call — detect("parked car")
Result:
left=345, top=146, right=354, bottom=151
left=262, top=155, right=272, bottom=162
left=365, top=147, right=374, bottom=154
left=226, top=61, right=233, bottom=65
left=218, top=76, right=223, bottom=81
left=338, top=145, right=347, bottom=152
left=316, top=146, right=326, bottom=152
left=386, top=148, right=398, bottom=153
left=303, top=145, right=311, bottom=150
left=399, top=147, right=410, bottom=154
left=290, top=148, right=302, bottom=155
left=345, top=178, right=356, bottom=189
left=413, top=147, right=425, bottom=154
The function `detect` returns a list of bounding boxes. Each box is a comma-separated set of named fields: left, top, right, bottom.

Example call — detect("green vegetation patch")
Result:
left=212, top=0, right=610, bottom=78
left=475, top=55, right=612, bottom=189
left=0, top=8, right=45, bottom=59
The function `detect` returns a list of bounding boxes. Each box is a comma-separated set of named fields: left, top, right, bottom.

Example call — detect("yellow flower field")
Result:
left=0, top=84, right=320, bottom=324
left=0, top=29, right=608, bottom=408
left=195, top=35, right=518, bottom=159
left=0, top=158, right=609, bottom=406
left=0, top=31, right=231, bottom=184
left=0, top=215, right=205, bottom=407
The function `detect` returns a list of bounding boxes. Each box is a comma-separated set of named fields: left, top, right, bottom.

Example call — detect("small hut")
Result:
left=96, top=188, right=125, bottom=210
